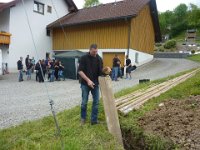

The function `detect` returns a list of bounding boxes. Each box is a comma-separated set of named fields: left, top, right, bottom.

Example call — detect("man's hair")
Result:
left=90, top=44, right=97, bottom=50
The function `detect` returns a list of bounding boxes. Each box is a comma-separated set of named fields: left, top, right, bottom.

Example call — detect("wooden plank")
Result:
left=120, top=70, right=198, bottom=114
left=116, top=69, right=198, bottom=110
left=99, top=76, right=124, bottom=147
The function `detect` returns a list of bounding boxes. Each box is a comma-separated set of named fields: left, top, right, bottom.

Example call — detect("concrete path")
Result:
left=0, top=58, right=199, bottom=129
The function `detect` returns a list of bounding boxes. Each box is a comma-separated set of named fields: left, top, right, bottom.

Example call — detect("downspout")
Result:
left=127, top=18, right=131, bottom=57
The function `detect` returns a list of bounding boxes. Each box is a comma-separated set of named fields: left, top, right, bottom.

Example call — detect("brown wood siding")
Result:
left=53, top=20, right=129, bottom=50
left=103, top=52, right=125, bottom=68
left=130, top=5, right=155, bottom=54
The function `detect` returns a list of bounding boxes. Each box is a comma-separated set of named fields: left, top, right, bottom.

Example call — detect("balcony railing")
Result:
left=0, top=32, right=11, bottom=45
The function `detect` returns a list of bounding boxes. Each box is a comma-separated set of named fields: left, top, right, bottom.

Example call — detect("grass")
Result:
left=0, top=56, right=200, bottom=149
left=187, top=54, right=200, bottom=62
left=0, top=103, right=122, bottom=150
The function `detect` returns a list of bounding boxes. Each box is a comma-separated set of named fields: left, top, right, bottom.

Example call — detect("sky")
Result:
left=0, top=0, right=199, bottom=12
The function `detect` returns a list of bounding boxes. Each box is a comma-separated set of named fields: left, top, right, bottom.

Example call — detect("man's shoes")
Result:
left=91, top=121, right=98, bottom=125
left=81, top=119, right=86, bottom=125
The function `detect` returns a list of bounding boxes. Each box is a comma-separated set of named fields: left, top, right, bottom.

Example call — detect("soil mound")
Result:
left=139, top=95, right=200, bottom=150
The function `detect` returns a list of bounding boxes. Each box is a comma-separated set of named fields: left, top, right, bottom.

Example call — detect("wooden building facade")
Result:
left=48, top=0, right=161, bottom=67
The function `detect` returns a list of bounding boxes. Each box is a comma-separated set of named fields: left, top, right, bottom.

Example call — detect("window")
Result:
left=47, top=5, right=52, bottom=13
left=34, top=1, right=44, bottom=15
left=46, top=29, right=51, bottom=36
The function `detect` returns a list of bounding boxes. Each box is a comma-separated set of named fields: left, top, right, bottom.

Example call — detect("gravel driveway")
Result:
left=0, top=58, right=199, bottom=129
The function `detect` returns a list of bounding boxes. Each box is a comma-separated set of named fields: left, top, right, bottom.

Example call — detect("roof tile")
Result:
left=48, top=0, right=150, bottom=28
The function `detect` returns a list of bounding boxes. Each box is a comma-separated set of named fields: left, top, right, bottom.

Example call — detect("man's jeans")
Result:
left=112, top=67, right=119, bottom=81
left=19, top=70, right=23, bottom=81
left=50, top=70, right=55, bottom=82
left=81, top=84, right=99, bottom=123
left=27, top=69, right=31, bottom=79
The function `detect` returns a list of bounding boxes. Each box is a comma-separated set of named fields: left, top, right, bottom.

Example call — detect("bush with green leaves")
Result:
left=164, top=40, right=176, bottom=49
left=191, top=50, right=196, bottom=54
left=155, top=43, right=162, bottom=47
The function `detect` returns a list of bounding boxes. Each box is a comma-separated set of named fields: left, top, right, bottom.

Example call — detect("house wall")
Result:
left=6, top=0, right=69, bottom=72
left=53, top=20, right=129, bottom=50
left=0, top=9, right=10, bottom=67
left=0, top=9, right=10, bottom=32
left=130, top=5, right=155, bottom=54
left=55, top=48, right=153, bottom=68
left=52, top=4, right=155, bottom=66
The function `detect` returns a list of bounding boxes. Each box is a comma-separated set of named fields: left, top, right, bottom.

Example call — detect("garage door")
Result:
left=103, top=52, right=125, bottom=68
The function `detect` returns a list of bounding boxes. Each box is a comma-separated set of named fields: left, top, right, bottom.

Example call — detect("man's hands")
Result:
left=87, top=79, right=95, bottom=89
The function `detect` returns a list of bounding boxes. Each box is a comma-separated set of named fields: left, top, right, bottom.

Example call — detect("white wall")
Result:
left=0, top=49, right=2, bottom=75
left=0, top=9, right=10, bottom=70
left=55, top=48, right=154, bottom=66
left=0, top=9, right=10, bottom=32
left=0, top=45, right=9, bottom=63
left=8, top=0, right=69, bottom=72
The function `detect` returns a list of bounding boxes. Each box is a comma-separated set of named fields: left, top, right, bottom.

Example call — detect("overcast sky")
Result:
left=0, top=0, right=199, bottom=12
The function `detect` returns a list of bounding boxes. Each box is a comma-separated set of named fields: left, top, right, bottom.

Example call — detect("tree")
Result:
left=158, top=3, right=200, bottom=38
left=84, top=0, right=100, bottom=8
left=188, top=3, right=200, bottom=28
left=173, top=4, right=188, bottom=22
left=159, top=11, right=173, bottom=35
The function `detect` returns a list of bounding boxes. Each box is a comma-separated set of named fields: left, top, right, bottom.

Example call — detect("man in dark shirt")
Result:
left=125, top=55, right=132, bottom=79
left=78, top=44, right=103, bottom=125
left=25, top=55, right=29, bottom=69
left=17, top=57, right=23, bottom=82
left=112, top=54, right=120, bottom=81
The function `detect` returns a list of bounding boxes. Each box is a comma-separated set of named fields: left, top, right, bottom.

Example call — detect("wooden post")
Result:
left=99, top=76, right=124, bottom=147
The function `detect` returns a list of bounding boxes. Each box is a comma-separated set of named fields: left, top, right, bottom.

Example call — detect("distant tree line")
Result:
left=159, top=3, right=200, bottom=38
left=84, top=0, right=100, bottom=8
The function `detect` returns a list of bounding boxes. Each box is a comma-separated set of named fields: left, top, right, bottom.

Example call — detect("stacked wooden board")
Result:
left=115, top=69, right=199, bottom=115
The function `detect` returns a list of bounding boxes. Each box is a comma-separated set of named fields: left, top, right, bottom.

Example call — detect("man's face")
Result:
left=90, top=48, right=98, bottom=57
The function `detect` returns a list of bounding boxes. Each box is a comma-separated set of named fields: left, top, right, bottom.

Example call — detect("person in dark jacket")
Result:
left=78, top=44, right=109, bottom=125
left=125, top=55, right=132, bottom=79
left=58, top=61, right=65, bottom=81
left=112, top=54, right=120, bottom=81
left=54, top=60, right=59, bottom=81
left=26, top=59, right=33, bottom=80
left=49, top=59, right=55, bottom=82
left=17, top=57, right=23, bottom=82
left=25, top=55, right=29, bottom=69
left=35, top=60, right=46, bottom=83
left=35, top=61, right=40, bottom=81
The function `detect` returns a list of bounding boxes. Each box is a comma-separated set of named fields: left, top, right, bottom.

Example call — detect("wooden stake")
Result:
left=99, top=76, right=124, bottom=147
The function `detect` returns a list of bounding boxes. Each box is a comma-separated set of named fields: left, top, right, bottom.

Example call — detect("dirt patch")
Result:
left=139, top=95, right=200, bottom=150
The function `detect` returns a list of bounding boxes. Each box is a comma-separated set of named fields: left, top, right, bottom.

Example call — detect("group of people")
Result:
left=17, top=55, right=35, bottom=82
left=17, top=55, right=65, bottom=82
left=17, top=45, right=135, bottom=126
left=35, top=58, right=65, bottom=83
left=111, top=54, right=136, bottom=81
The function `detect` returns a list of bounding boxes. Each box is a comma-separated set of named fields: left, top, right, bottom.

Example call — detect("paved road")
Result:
left=0, top=58, right=199, bottom=129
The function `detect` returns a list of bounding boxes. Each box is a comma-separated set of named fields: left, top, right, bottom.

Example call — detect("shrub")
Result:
left=191, top=50, right=196, bottom=54
left=159, top=46, right=165, bottom=52
left=164, top=40, right=176, bottom=49
left=155, top=43, right=162, bottom=47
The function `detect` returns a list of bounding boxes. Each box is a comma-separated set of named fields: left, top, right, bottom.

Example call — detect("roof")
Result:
left=48, top=0, right=151, bottom=28
left=0, top=0, right=77, bottom=12
left=54, top=50, right=86, bottom=58
left=0, top=0, right=19, bottom=12
left=48, top=0, right=161, bottom=42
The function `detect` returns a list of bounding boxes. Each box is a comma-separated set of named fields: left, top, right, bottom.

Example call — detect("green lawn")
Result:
left=188, top=54, right=200, bottom=62
left=0, top=103, right=124, bottom=150
left=0, top=55, right=200, bottom=149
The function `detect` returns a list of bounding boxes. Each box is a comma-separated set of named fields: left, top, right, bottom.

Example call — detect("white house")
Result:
left=0, top=0, right=77, bottom=72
